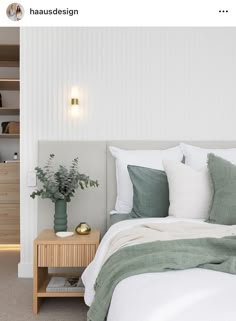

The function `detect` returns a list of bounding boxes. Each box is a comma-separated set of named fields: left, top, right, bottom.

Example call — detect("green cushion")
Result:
left=109, top=214, right=133, bottom=226
left=128, top=165, right=169, bottom=218
left=207, top=153, right=236, bottom=225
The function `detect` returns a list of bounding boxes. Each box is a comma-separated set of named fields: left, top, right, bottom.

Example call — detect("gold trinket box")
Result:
left=75, top=222, right=91, bottom=235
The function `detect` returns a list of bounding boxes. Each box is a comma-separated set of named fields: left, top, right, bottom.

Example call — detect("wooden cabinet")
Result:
left=0, top=203, right=19, bottom=243
left=0, top=163, right=20, bottom=244
left=0, top=163, right=20, bottom=183
left=33, top=229, right=100, bottom=314
left=0, top=184, right=19, bottom=202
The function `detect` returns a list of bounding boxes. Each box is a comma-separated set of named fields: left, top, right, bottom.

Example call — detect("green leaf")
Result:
left=30, top=154, right=99, bottom=202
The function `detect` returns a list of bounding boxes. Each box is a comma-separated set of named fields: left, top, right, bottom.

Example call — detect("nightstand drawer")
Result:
left=0, top=184, right=19, bottom=202
left=0, top=163, right=19, bottom=184
left=38, top=244, right=97, bottom=267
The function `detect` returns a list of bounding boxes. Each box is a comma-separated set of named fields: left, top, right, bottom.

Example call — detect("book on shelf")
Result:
left=46, top=276, right=85, bottom=293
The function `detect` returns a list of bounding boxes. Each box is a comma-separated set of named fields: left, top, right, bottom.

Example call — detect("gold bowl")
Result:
left=75, top=222, right=91, bottom=235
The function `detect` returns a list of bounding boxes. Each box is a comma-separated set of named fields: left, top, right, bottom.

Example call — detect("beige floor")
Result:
left=0, top=250, right=88, bottom=321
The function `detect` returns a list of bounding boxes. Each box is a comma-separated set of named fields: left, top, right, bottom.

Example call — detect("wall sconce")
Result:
left=71, top=98, right=79, bottom=111
left=70, top=86, right=80, bottom=117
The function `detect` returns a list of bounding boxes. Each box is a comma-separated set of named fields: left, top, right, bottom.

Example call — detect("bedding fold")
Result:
left=103, top=222, right=236, bottom=263
left=87, top=235, right=236, bottom=321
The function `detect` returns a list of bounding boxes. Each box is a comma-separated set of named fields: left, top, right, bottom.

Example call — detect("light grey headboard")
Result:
left=38, top=140, right=236, bottom=235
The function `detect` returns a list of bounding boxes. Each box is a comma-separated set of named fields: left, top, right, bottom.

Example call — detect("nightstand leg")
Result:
left=33, top=297, right=43, bottom=314
left=33, top=242, right=47, bottom=314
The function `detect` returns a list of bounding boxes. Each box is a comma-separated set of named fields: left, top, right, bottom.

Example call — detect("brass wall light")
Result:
left=70, top=87, right=80, bottom=116
left=71, top=97, right=79, bottom=114
left=71, top=97, right=79, bottom=107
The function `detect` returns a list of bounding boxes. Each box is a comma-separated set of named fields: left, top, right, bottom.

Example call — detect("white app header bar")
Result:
left=0, top=0, right=235, bottom=27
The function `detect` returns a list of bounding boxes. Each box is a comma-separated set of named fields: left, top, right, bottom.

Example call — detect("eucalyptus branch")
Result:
left=30, top=155, right=99, bottom=203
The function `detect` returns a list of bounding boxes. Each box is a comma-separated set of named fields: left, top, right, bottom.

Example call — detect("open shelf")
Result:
left=0, top=134, right=19, bottom=139
left=0, top=108, right=20, bottom=115
left=38, top=274, right=84, bottom=298
left=0, top=45, right=19, bottom=67
left=0, top=79, right=20, bottom=91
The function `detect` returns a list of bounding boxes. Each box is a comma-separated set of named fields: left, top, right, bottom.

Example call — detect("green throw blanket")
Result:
left=87, top=236, right=236, bottom=321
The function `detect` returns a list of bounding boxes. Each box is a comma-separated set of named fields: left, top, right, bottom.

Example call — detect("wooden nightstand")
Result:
left=33, top=229, right=100, bottom=314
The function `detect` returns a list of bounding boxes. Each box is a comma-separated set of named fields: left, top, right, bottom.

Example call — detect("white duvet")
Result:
left=82, top=217, right=236, bottom=321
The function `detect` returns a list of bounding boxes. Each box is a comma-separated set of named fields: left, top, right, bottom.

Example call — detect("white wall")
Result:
left=19, top=27, right=236, bottom=277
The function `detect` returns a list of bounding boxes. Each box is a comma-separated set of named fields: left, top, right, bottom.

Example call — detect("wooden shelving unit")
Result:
left=0, top=43, right=20, bottom=245
left=0, top=45, right=19, bottom=67
left=0, top=44, right=20, bottom=141
left=0, top=78, right=20, bottom=90
left=0, top=108, right=20, bottom=115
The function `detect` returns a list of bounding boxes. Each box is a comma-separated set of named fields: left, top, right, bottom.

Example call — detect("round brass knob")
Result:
left=75, top=222, right=91, bottom=235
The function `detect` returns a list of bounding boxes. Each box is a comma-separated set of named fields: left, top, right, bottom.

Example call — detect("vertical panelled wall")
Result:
left=20, top=27, right=236, bottom=277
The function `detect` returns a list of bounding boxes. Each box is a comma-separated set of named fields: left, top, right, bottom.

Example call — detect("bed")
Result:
left=82, top=217, right=236, bottom=321
left=82, top=141, right=236, bottom=321
left=39, top=141, right=236, bottom=321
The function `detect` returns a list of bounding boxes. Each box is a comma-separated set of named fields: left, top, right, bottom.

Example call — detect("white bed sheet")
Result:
left=82, top=217, right=236, bottom=321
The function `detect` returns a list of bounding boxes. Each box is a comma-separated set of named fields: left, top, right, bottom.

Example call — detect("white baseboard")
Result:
left=18, top=262, right=33, bottom=278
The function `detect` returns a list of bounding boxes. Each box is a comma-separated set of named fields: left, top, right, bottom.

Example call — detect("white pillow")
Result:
left=180, top=143, right=236, bottom=170
left=163, top=160, right=212, bottom=219
left=109, top=146, right=183, bottom=213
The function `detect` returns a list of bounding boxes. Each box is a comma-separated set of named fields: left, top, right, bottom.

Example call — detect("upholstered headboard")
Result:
left=38, top=140, right=236, bottom=235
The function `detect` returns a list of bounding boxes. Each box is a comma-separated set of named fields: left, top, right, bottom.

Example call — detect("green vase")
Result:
left=54, top=200, right=67, bottom=232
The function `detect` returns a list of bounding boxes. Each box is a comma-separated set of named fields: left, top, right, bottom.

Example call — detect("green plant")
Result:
left=30, top=154, right=99, bottom=202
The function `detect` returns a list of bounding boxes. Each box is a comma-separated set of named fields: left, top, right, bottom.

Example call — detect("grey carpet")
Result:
left=0, top=250, right=88, bottom=321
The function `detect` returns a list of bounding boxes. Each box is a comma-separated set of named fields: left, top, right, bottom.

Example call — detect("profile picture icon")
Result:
left=6, top=3, right=24, bottom=21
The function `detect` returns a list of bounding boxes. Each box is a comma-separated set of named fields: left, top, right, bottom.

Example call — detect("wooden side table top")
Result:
left=35, top=229, right=100, bottom=245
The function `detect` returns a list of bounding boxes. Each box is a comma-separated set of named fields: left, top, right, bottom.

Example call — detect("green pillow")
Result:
left=127, top=165, right=169, bottom=218
left=207, top=153, right=236, bottom=225
left=109, top=213, right=132, bottom=226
